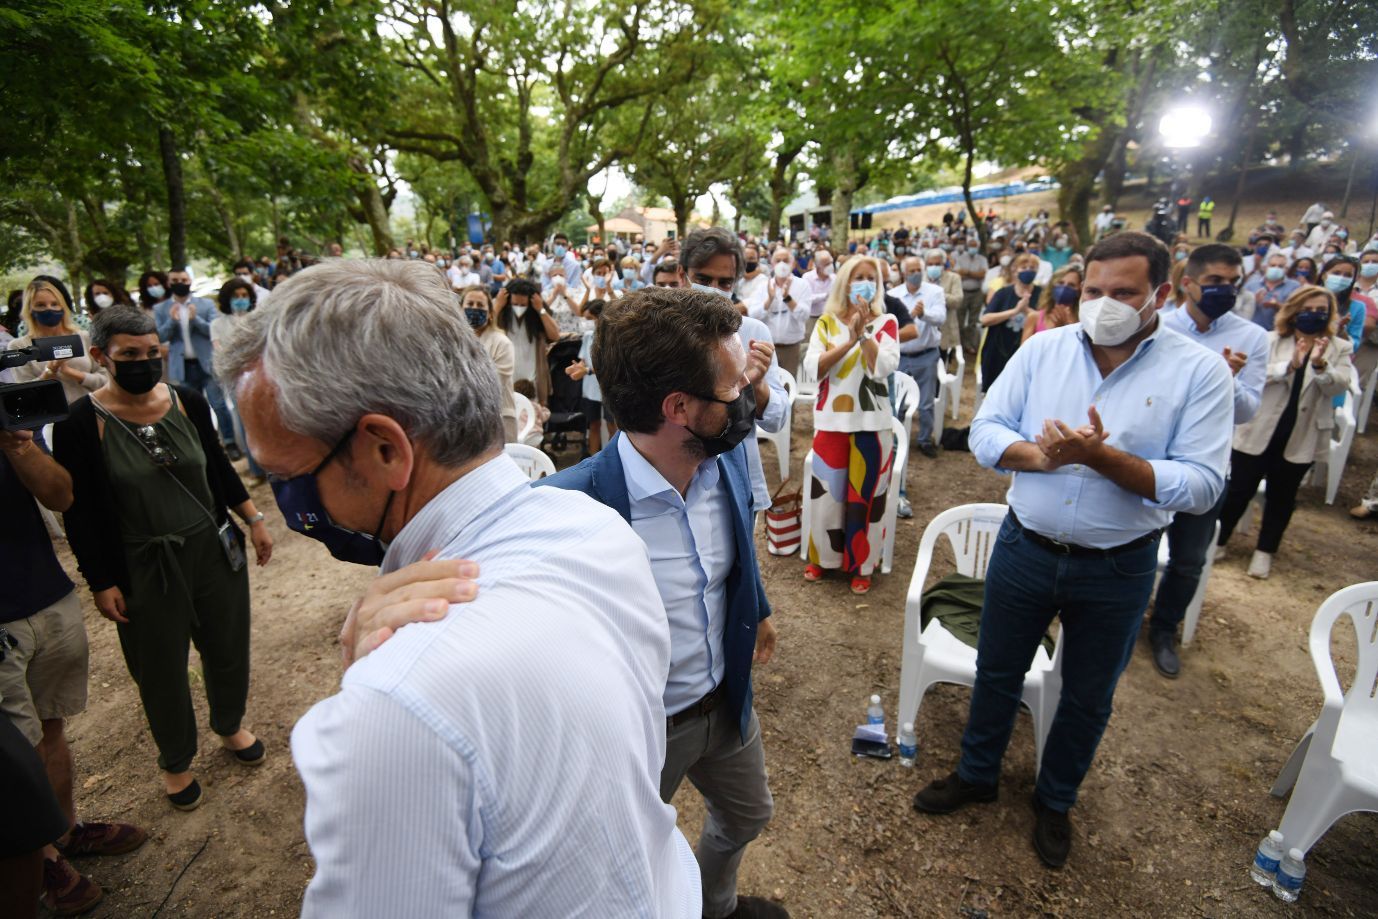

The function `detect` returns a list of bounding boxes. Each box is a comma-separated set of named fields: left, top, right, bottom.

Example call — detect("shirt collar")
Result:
left=381, top=453, right=531, bottom=573
left=1166, top=303, right=1221, bottom=335
left=617, top=432, right=720, bottom=507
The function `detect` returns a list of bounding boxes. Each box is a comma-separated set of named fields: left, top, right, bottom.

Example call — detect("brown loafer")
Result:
left=42, top=856, right=104, bottom=916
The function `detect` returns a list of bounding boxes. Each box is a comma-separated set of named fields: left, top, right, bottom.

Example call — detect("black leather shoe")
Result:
left=1031, top=794, right=1071, bottom=868
left=918, top=442, right=940, bottom=459
left=717, top=895, right=790, bottom=918
left=912, top=770, right=998, bottom=815
left=1150, top=631, right=1180, bottom=679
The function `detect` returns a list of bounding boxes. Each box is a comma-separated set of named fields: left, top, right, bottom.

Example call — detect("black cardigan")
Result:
left=53, top=384, right=250, bottom=598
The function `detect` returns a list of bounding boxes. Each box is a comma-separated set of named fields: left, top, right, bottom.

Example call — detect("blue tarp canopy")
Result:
left=851, top=180, right=1059, bottom=216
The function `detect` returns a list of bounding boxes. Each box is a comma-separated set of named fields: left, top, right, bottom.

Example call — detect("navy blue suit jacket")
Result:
left=537, top=432, right=771, bottom=742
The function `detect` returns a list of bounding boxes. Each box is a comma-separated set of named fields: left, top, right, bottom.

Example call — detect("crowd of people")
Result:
left=2, top=195, right=1377, bottom=916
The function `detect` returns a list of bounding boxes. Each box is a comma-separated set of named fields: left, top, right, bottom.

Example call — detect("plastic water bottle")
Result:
left=1249, top=830, right=1285, bottom=886
left=1272, top=848, right=1306, bottom=902
left=897, top=723, right=917, bottom=767
left=866, top=694, right=885, bottom=726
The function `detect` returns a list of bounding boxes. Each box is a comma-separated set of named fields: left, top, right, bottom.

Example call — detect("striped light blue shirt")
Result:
left=970, top=322, right=1233, bottom=548
left=292, top=454, right=700, bottom=918
left=739, top=314, right=788, bottom=511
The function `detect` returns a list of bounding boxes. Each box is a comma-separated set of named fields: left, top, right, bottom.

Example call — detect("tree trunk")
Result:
left=357, top=181, right=394, bottom=255
left=158, top=127, right=187, bottom=268
left=587, top=194, right=605, bottom=244
left=674, top=196, right=690, bottom=240
left=206, top=180, right=243, bottom=262
left=766, top=143, right=803, bottom=243
left=1218, top=113, right=1261, bottom=242
left=1340, top=141, right=1360, bottom=217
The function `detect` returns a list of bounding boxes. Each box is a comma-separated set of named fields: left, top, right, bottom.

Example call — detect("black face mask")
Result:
left=687, top=385, right=756, bottom=457
left=169, top=282, right=192, bottom=298
left=109, top=357, right=163, bottom=395
left=744, top=261, right=759, bottom=273
left=464, top=307, right=488, bottom=329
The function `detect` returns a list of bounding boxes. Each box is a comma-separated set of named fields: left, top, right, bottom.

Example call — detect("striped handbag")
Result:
left=765, top=479, right=803, bottom=556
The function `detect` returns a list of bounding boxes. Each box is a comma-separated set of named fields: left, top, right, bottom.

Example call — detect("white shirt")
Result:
left=175, top=297, right=193, bottom=351
left=1094, top=212, right=1115, bottom=232
left=293, top=456, right=699, bottom=919
left=737, top=274, right=769, bottom=315
left=889, top=281, right=947, bottom=353
left=617, top=434, right=734, bottom=716
left=1033, top=258, right=1054, bottom=287
left=448, top=266, right=481, bottom=288
left=748, top=275, right=811, bottom=345
left=801, top=268, right=834, bottom=317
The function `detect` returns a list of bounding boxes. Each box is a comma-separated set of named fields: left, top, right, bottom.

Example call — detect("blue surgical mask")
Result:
left=1265, top=266, right=1285, bottom=282
left=905, top=272, right=924, bottom=288
left=849, top=280, right=876, bottom=303
left=1360, top=263, right=1378, bottom=279
left=1017, top=270, right=1037, bottom=285
left=146, top=284, right=165, bottom=300
left=926, top=265, right=943, bottom=281
left=691, top=282, right=731, bottom=300
left=270, top=430, right=394, bottom=566
left=553, top=245, right=567, bottom=258
left=1325, top=274, right=1353, bottom=294
left=230, top=297, right=252, bottom=313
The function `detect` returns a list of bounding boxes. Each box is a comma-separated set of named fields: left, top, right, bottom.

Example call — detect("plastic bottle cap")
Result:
left=902, top=722, right=914, bottom=732
left=1269, top=830, right=1284, bottom=843
left=1288, top=848, right=1304, bottom=860
left=870, top=694, right=881, bottom=704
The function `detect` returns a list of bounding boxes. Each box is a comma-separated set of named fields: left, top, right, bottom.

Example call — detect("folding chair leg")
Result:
left=1270, top=727, right=1314, bottom=797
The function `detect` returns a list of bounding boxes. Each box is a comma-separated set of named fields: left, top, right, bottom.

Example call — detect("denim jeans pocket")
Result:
left=1108, top=542, right=1160, bottom=579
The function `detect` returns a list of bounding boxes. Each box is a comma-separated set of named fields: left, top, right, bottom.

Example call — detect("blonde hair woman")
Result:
left=1215, top=286, right=1354, bottom=578
left=801, top=255, right=901, bottom=594
left=5, top=276, right=106, bottom=403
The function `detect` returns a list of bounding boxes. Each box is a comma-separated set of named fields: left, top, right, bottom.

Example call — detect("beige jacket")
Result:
left=1232, top=333, right=1353, bottom=464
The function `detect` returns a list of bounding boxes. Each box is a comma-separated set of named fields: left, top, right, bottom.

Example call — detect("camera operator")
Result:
left=1, top=399, right=147, bottom=913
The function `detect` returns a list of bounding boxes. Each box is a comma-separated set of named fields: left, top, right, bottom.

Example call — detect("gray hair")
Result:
left=681, top=227, right=745, bottom=280
left=91, top=304, right=156, bottom=349
left=925, top=248, right=946, bottom=262
left=215, top=258, right=504, bottom=466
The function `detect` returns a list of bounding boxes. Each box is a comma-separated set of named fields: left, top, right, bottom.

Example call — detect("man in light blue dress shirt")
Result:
left=1148, top=245, right=1269, bottom=678
left=217, top=259, right=700, bottom=918
left=913, top=233, right=1234, bottom=869
left=541, top=284, right=787, bottom=919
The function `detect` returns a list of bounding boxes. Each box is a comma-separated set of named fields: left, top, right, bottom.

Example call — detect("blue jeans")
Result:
left=181, top=358, right=237, bottom=448
left=1149, top=488, right=1226, bottom=637
left=958, top=514, right=1161, bottom=812
left=898, top=349, right=940, bottom=446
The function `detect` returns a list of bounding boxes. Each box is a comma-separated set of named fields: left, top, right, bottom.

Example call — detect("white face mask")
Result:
left=773, top=261, right=792, bottom=279
left=512, top=305, right=529, bottom=319
left=817, top=262, right=831, bottom=277
left=691, top=282, right=731, bottom=300
left=93, top=293, right=114, bottom=309
left=1078, top=290, right=1155, bottom=346
left=999, top=255, right=1012, bottom=267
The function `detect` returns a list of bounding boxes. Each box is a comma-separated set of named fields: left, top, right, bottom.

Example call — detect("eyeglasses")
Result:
left=135, top=424, right=178, bottom=466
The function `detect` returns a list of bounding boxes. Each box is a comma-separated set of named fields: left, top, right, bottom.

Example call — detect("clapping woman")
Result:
left=801, top=255, right=901, bottom=594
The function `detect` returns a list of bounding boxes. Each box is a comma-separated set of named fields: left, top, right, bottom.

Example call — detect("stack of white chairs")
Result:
left=503, top=442, right=556, bottom=481
left=755, top=368, right=797, bottom=483
left=1269, top=582, right=1378, bottom=856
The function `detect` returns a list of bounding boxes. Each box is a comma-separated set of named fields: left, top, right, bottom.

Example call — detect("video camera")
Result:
left=0, top=335, right=84, bottom=432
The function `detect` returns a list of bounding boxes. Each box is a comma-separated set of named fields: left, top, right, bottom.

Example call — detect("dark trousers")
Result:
left=958, top=515, right=1160, bottom=812
left=1150, top=488, right=1227, bottom=637
left=181, top=358, right=236, bottom=448
left=117, top=524, right=251, bottom=773
left=1217, top=448, right=1311, bottom=554
left=1197, top=218, right=1211, bottom=237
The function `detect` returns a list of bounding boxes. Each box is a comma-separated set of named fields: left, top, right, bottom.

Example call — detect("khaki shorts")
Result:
left=0, top=590, right=89, bottom=746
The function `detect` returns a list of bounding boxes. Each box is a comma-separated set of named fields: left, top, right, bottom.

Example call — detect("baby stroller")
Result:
left=543, top=338, right=589, bottom=459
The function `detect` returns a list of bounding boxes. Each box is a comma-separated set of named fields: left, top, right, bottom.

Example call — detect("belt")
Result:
left=667, top=683, right=725, bottom=729
left=1008, top=511, right=1160, bottom=557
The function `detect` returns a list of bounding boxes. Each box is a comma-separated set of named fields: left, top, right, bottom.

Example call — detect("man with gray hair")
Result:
left=216, top=259, right=699, bottom=917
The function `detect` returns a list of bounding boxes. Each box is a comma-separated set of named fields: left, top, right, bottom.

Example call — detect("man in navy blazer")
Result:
left=540, top=285, right=785, bottom=919
left=154, top=267, right=238, bottom=455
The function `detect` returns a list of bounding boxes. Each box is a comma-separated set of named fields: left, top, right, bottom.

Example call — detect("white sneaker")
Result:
left=1213, top=545, right=1227, bottom=562
left=1247, top=550, right=1272, bottom=579
left=897, top=496, right=913, bottom=519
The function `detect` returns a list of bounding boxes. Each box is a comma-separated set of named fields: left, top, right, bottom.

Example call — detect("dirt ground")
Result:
left=49, top=361, right=1378, bottom=917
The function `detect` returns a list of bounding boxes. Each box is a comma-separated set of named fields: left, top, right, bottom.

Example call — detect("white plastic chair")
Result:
left=1154, top=521, right=1220, bottom=646
left=503, top=442, right=556, bottom=481
left=972, top=328, right=987, bottom=416
left=1324, top=394, right=1357, bottom=505
left=934, top=361, right=955, bottom=440
left=897, top=503, right=1064, bottom=771
left=891, top=371, right=919, bottom=446
left=800, top=416, right=908, bottom=576
left=755, top=368, right=797, bottom=483
left=1357, top=364, right=1376, bottom=435
left=794, top=358, right=818, bottom=407
left=950, top=347, right=966, bottom=420
left=511, top=391, right=536, bottom=443
left=1269, top=581, right=1378, bottom=856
